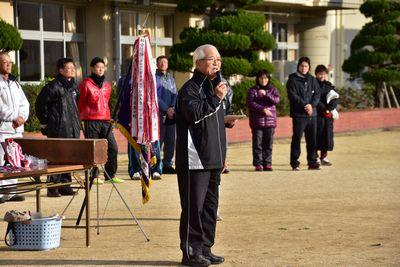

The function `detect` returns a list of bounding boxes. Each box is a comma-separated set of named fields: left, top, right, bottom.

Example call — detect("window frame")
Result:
left=15, top=1, right=86, bottom=83
left=118, top=10, right=174, bottom=75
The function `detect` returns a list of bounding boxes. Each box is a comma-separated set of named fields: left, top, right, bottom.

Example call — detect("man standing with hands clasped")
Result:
left=175, top=44, right=236, bottom=267
left=287, top=56, right=321, bottom=171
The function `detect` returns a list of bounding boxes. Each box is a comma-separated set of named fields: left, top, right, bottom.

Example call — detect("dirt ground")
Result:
left=0, top=129, right=399, bottom=266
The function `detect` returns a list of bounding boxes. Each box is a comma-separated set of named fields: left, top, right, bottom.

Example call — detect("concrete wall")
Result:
left=298, top=15, right=330, bottom=72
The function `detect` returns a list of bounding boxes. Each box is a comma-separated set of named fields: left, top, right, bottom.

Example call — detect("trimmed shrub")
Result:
left=249, top=30, right=276, bottom=51
left=21, top=82, right=45, bottom=132
left=222, top=57, right=252, bottom=76
left=168, top=53, right=193, bottom=73
left=250, top=60, right=275, bottom=76
left=336, top=86, right=374, bottom=110
left=209, top=10, right=266, bottom=35
left=231, top=77, right=289, bottom=116
left=0, top=19, right=22, bottom=52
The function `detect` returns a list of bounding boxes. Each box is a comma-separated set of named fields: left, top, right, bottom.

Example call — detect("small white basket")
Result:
left=8, top=215, right=63, bottom=250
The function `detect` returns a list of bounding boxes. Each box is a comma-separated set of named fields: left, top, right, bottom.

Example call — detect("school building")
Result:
left=0, top=0, right=367, bottom=87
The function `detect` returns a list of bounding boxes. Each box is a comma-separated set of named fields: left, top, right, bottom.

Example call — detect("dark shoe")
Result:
left=182, top=254, right=211, bottom=267
left=263, top=164, right=273, bottom=171
left=7, top=195, right=25, bottom=202
left=162, top=165, right=176, bottom=174
left=0, top=198, right=6, bottom=204
left=204, top=252, right=225, bottom=265
left=58, top=188, right=78, bottom=196
left=292, top=166, right=300, bottom=171
left=47, top=190, right=61, bottom=198
left=222, top=168, right=229, bottom=174
left=308, top=163, right=321, bottom=170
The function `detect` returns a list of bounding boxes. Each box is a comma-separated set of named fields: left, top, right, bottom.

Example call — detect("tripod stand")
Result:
left=73, top=164, right=149, bottom=241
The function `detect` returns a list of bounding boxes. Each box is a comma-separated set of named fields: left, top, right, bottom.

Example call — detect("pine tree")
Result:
left=342, top=0, right=400, bottom=108
left=169, top=1, right=288, bottom=114
left=0, top=19, right=22, bottom=52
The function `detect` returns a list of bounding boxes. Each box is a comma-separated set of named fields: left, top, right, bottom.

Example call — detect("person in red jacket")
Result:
left=78, top=57, right=122, bottom=184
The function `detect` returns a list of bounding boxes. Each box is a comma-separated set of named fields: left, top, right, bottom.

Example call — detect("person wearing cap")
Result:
left=78, top=57, right=122, bottom=184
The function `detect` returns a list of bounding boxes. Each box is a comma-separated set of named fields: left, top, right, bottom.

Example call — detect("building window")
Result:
left=119, top=11, right=173, bottom=75
left=16, top=2, right=85, bottom=82
left=271, top=22, right=298, bottom=61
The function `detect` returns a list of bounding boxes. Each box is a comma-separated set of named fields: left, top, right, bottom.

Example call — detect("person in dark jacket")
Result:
left=247, top=70, right=280, bottom=171
left=175, top=44, right=236, bottom=267
left=156, top=55, right=177, bottom=175
left=315, top=64, right=339, bottom=166
left=78, top=57, right=122, bottom=184
left=287, top=56, right=321, bottom=171
left=36, top=57, right=80, bottom=197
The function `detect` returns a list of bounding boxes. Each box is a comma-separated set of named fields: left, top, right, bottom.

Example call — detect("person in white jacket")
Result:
left=0, top=52, right=30, bottom=203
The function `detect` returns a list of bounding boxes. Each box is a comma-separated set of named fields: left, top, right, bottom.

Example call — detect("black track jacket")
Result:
left=175, top=69, right=227, bottom=171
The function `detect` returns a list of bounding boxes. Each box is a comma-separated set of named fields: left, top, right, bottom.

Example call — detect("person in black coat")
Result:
left=286, top=57, right=321, bottom=170
left=315, top=65, right=339, bottom=166
left=175, top=44, right=236, bottom=267
left=36, top=58, right=81, bottom=197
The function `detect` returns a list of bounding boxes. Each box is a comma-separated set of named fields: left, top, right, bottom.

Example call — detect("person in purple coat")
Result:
left=247, top=70, right=280, bottom=171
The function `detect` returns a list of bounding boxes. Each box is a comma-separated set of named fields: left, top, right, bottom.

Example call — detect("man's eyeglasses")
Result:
left=1, top=61, right=14, bottom=65
left=201, top=57, right=222, bottom=64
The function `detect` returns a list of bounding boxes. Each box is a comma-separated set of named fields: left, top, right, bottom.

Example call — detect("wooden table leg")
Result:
left=85, top=169, right=90, bottom=247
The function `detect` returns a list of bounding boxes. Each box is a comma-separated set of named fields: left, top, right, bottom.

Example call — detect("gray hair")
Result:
left=193, top=44, right=218, bottom=65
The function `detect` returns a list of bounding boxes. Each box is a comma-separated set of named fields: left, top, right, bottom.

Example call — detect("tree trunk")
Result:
left=375, top=82, right=385, bottom=108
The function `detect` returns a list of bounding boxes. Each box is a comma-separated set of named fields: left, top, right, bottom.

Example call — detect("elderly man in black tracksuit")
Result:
left=287, top=57, right=321, bottom=171
left=175, top=44, right=236, bottom=267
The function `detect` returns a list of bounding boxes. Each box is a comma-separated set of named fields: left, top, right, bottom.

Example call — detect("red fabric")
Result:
left=78, top=78, right=112, bottom=120
left=324, top=112, right=332, bottom=119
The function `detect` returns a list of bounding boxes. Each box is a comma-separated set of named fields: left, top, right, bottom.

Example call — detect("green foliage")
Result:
left=209, top=10, right=265, bottom=35
left=168, top=53, right=193, bottom=72
left=11, top=64, right=19, bottom=78
left=270, top=78, right=288, bottom=116
left=249, top=29, right=276, bottom=51
left=177, top=0, right=261, bottom=14
left=177, top=0, right=216, bottom=14
left=21, top=82, right=46, bottom=132
left=360, top=0, right=390, bottom=17
left=250, top=60, right=274, bottom=76
left=336, top=87, right=375, bottom=111
left=231, top=79, right=254, bottom=115
left=0, top=19, right=23, bottom=52
left=342, top=0, right=400, bottom=107
left=362, top=68, right=400, bottom=83
left=181, top=28, right=252, bottom=52
left=172, top=2, right=278, bottom=114
left=21, top=81, right=119, bottom=132
left=230, top=78, right=288, bottom=116
left=222, top=57, right=252, bottom=76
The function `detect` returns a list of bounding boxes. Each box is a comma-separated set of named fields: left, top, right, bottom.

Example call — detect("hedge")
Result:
left=21, top=81, right=118, bottom=132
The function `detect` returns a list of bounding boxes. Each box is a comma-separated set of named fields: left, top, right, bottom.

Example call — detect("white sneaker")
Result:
left=321, top=158, right=332, bottom=166
left=152, top=172, right=161, bottom=180
left=131, top=172, right=141, bottom=180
